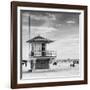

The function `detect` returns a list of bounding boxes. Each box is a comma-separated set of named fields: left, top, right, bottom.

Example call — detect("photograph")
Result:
left=21, top=10, right=80, bottom=80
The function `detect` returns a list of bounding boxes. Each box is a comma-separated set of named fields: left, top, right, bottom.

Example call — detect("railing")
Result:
left=29, top=50, right=56, bottom=57
left=46, top=51, right=56, bottom=57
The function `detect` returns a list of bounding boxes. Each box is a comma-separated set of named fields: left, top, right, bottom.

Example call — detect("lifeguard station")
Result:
left=26, top=35, right=56, bottom=72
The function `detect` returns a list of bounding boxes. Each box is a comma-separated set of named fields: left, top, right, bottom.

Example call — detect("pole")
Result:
left=28, top=15, right=30, bottom=51
left=28, top=14, right=31, bottom=71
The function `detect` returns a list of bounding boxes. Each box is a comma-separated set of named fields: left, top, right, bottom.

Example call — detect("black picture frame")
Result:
left=11, top=1, right=88, bottom=89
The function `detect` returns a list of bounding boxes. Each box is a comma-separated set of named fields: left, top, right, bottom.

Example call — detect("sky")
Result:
left=21, top=10, right=80, bottom=60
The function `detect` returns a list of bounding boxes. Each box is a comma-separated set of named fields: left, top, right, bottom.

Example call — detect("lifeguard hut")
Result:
left=26, top=35, right=56, bottom=72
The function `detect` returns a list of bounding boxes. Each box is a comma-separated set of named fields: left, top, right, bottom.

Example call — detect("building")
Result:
left=26, top=35, right=56, bottom=72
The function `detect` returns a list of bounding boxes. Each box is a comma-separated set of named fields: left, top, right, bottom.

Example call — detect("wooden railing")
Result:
left=30, top=50, right=56, bottom=57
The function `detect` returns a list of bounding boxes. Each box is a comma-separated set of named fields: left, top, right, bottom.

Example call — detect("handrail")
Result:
left=29, top=50, right=56, bottom=57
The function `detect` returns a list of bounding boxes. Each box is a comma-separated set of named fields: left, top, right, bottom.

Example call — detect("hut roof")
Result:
left=26, top=35, right=54, bottom=43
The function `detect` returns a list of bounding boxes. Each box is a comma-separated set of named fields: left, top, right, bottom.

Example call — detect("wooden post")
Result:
left=32, top=59, right=36, bottom=72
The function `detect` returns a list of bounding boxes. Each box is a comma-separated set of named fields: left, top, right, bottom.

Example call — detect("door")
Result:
left=35, top=59, right=49, bottom=69
left=42, top=43, right=46, bottom=56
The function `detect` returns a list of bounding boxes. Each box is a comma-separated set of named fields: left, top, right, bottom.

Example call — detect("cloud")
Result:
left=22, top=25, right=57, bottom=38
left=48, top=13, right=56, bottom=20
left=30, top=14, right=56, bottom=22
left=66, top=20, right=76, bottom=24
left=23, top=12, right=56, bottom=21
left=31, top=26, right=57, bottom=34
left=31, top=15, right=46, bottom=20
left=22, top=12, right=57, bottom=27
left=22, top=13, right=29, bottom=17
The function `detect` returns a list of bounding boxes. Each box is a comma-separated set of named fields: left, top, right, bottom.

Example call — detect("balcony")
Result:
left=29, top=50, right=56, bottom=57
